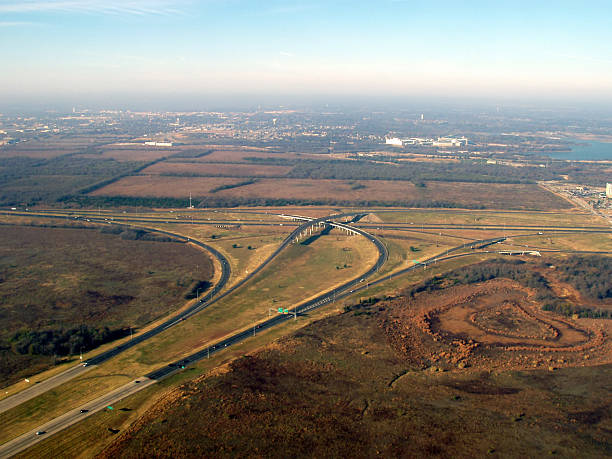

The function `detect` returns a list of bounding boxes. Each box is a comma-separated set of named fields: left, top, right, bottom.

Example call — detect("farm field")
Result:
left=0, top=225, right=214, bottom=387
left=91, top=177, right=570, bottom=210
left=85, top=147, right=174, bottom=162
left=0, top=138, right=112, bottom=159
left=174, top=148, right=304, bottom=163
left=142, top=161, right=294, bottom=177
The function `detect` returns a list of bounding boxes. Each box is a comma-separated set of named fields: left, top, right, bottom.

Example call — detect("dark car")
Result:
left=80, top=409, right=89, bottom=413
left=36, top=431, right=46, bottom=435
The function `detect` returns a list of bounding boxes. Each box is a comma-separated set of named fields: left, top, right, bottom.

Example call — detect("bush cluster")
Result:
left=10, top=325, right=129, bottom=357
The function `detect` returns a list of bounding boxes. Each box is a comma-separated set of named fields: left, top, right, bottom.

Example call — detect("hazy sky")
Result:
left=1, top=0, right=612, bottom=105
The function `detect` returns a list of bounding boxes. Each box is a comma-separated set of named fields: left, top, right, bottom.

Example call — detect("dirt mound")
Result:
left=381, top=278, right=611, bottom=371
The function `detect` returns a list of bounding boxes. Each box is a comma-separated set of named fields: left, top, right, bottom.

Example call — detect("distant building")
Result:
left=432, top=136, right=468, bottom=147
left=385, top=137, right=403, bottom=147
left=385, top=135, right=468, bottom=148
left=144, top=141, right=173, bottom=147
left=607, top=183, right=612, bottom=198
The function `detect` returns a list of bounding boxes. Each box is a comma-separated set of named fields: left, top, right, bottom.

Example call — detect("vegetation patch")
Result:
left=0, top=225, right=214, bottom=387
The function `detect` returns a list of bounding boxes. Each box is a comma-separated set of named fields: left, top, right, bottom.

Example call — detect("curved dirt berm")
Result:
left=380, top=278, right=611, bottom=371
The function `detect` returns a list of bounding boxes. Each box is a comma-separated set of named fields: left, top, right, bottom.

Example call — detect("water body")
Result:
left=549, top=141, right=612, bottom=161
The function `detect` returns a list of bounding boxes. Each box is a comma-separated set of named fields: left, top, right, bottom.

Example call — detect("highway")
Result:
left=0, top=378, right=156, bottom=458
left=0, top=214, right=384, bottom=457
left=0, top=364, right=94, bottom=415
left=0, top=225, right=231, bottom=415
left=1, top=208, right=610, bottom=457
left=0, top=212, right=353, bottom=416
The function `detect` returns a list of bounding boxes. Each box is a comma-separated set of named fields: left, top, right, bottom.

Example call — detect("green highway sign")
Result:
left=278, top=308, right=283, bottom=313
left=283, top=309, right=289, bottom=313
left=107, top=406, right=114, bottom=410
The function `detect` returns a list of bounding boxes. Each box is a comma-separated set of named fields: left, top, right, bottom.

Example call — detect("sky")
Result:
left=1, top=0, right=612, bottom=107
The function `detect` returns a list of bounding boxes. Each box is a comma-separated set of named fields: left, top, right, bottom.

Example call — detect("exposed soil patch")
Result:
left=381, top=278, right=611, bottom=371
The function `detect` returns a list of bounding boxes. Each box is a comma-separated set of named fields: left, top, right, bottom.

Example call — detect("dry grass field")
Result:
left=0, top=137, right=122, bottom=159
left=92, top=176, right=570, bottom=210
left=0, top=225, right=214, bottom=387
left=143, top=162, right=294, bottom=177
left=174, top=148, right=303, bottom=163
left=90, top=176, right=247, bottom=197
left=87, top=147, right=174, bottom=162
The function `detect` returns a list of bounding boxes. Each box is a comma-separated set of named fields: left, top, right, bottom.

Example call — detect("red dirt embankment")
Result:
left=380, top=278, right=610, bottom=371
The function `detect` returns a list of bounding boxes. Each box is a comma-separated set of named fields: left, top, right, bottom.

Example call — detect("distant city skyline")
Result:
left=2, top=0, right=612, bottom=107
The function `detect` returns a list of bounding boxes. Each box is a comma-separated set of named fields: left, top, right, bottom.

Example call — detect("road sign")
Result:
left=413, top=260, right=418, bottom=264
left=278, top=308, right=283, bottom=313
left=283, top=309, right=289, bottom=313
left=107, top=406, right=114, bottom=410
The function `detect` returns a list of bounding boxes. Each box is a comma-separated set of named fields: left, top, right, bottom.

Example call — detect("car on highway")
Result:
left=80, top=409, right=89, bottom=413
left=36, top=431, right=46, bottom=435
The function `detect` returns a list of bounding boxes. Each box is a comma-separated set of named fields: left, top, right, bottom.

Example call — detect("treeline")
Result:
left=66, top=195, right=480, bottom=209
left=9, top=325, right=129, bottom=357
left=185, top=280, right=212, bottom=299
left=99, top=226, right=181, bottom=242
left=171, top=149, right=215, bottom=159
left=407, top=259, right=548, bottom=297
left=0, top=156, right=142, bottom=206
left=542, top=303, right=610, bottom=319
left=209, top=178, right=257, bottom=193
left=407, top=258, right=611, bottom=320
left=244, top=157, right=558, bottom=184
left=59, top=195, right=198, bottom=209
left=554, top=255, right=611, bottom=300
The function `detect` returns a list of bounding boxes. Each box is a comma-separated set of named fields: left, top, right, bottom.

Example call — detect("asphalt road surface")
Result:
left=0, top=212, right=344, bottom=416
left=0, top=224, right=230, bottom=415
left=0, top=364, right=94, bottom=415
left=0, top=377, right=156, bottom=458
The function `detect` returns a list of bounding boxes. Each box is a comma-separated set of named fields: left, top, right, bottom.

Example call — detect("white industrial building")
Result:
left=607, top=183, right=612, bottom=198
left=385, top=137, right=404, bottom=147
left=432, top=137, right=469, bottom=147
left=385, top=135, right=468, bottom=148
left=144, top=141, right=173, bottom=147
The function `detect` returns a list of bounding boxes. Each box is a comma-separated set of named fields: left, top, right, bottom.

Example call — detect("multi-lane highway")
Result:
left=0, top=377, right=156, bottom=458
left=1, top=208, right=610, bottom=457
left=0, top=225, right=231, bottom=415
left=0, top=213, right=364, bottom=422
left=0, top=211, right=327, bottom=413
left=0, top=215, right=388, bottom=458
left=0, top=228, right=509, bottom=458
